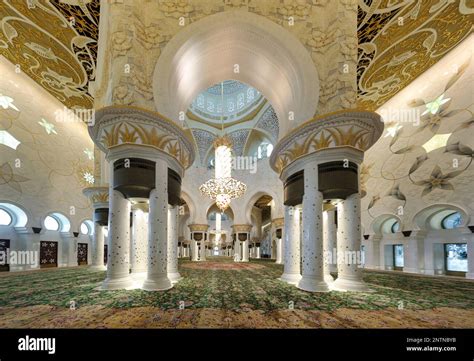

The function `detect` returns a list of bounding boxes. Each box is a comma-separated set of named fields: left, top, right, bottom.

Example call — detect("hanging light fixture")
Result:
left=199, top=82, right=247, bottom=212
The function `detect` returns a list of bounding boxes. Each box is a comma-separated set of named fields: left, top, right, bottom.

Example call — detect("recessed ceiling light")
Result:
left=384, top=123, right=402, bottom=138
left=422, top=133, right=451, bottom=153
left=0, top=94, right=19, bottom=111
left=0, top=130, right=21, bottom=150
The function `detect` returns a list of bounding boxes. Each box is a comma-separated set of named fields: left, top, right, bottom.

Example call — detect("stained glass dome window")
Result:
left=189, top=80, right=263, bottom=123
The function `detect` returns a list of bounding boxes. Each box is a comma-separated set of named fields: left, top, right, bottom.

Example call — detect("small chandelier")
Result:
left=199, top=136, right=247, bottom=212
left=199, top=81, right=247, bottom=212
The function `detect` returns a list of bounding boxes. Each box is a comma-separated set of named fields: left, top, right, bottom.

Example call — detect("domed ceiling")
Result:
left=186, top=80, right=278, bottom=165
left=187, top=80, right=265, bottom=128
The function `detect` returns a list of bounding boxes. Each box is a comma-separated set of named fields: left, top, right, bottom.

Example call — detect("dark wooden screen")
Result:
left=77, top=243, right=88, bottom=265
left=40, top=241, right=58, bottom=268
left=0, top=239, right=10, bottom=272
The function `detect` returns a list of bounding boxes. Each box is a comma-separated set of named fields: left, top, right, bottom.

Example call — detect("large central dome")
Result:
left=188, top=80, right=264, bottom=124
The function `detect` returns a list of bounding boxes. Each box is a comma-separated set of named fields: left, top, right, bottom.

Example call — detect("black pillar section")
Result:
left=193, top=232, right=203, bottom=241
left=283, top=170, right=304, bottom=206
left=94, top=208, right=109, bottom=226
left=114, top=158, right=155, bottom=198
left=318, top=161, right=358, bottom=200
left=238, top=233, right=248, bottom=242
left=276, top=228, right=282, bottom=239
left=167, top=168, right=182, bottom=206
left=283, top=162, right=359, bottom=205
left=113, top=158, right=181, bottom=204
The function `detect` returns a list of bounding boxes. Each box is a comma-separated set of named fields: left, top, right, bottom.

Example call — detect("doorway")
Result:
left=393, top=244, right=404, bottom=271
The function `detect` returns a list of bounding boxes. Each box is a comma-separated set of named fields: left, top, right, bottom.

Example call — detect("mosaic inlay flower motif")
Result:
left=422, top=94, right=451, bottom=116
left=386, top=184, right=406, bottom=202
left=0, top=94, right=19, bottom=111
left=38, top=118, right=57, bottom=135
left=82, top=171, right=94, bottom=185
left=83, top=148, right=94, bottom=160
left=384, top=123, right=402, bottom=138
left=414, top=166, right=462, bottom=197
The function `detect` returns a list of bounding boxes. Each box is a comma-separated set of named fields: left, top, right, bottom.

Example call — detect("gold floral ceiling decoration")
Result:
left=0, top=0, right=99, bottom=109
left=0, top=1, right=472, bottom=112
left=357, top=0, right=473, bottom=110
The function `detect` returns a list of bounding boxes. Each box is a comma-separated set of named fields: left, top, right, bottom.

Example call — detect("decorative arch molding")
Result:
left=244, top=190, right=279, bottom=225
left=206, top=203, right=235, bottom=222
left=78, top=218, right=94, bottom=236
left=413, top=204, right=470, bottom=231
left=242, top=128, right=274, bottom=159
left=178, top=213, right=191, bottom=239
left=153, top=10, right=319, bottom=138
left=370, top=213, right=402, bottom=235
left=43, top=211, right=72, bottom=233
left=180, top=189, right=197, bottom=225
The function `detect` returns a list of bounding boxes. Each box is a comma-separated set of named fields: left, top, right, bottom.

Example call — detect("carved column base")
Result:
left=297, top=276, right=329, bottom=293
left=142, top=277, right=173, bottom=291
left=101, top=276, right=136, bottom=290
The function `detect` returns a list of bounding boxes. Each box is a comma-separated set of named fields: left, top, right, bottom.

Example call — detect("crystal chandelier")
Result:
left=199, top=82, right=247, bottom=212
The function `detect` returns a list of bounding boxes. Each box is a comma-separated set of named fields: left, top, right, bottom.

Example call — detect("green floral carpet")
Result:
left=0, top=257, right=473, bottom=328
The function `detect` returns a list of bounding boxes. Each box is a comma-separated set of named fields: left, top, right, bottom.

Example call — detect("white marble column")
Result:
left=142, top=158, right=172, bottom=291
left=298, top=163, right=328, bottom=292
left=323, top=210, right=336, bottom=283
left=242, top=236, right=249, bottom=262
left=65, top=234, right=78, bottom=267
left=234, top=237, right=241, bottom=262
left=275, top=238, right=283, bottom=264
left=280, top=205, right=301, bottom=284
left=332, top=193, right=370, bottom=292
left=91, top=221, right=106, bottom=270
left=167, top=205, right=181, bottom=283
left=101, top=189, right=134, bottom=290
left=256, top=246, right=261, bottom=259
left=191, top=238, right=198, bottom=261
left=131, top=208, right=148, bottom=276
left=200, top=236, right=207, bottom=261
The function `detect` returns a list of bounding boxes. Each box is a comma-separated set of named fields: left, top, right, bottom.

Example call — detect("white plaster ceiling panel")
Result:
left=0, top=56, right=94, bottom=229
left=361, top=35, right=474, bottom=232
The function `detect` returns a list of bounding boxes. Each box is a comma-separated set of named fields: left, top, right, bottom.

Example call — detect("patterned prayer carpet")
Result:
left=0, top=257, right=473, bottom=328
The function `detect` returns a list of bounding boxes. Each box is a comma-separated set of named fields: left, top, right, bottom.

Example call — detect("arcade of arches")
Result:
left=0, top=2, right=473, bottom=329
